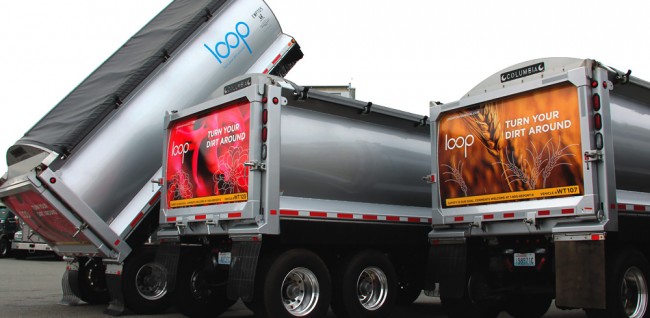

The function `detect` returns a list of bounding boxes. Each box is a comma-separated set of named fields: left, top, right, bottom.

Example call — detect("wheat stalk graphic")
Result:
left=498, top=136, right=577, bottom=190
left=542, top=136, right=576, bottom=188
left=442, top=161, right=469, bottom=196
left=461, top=102, right=516, bottom=191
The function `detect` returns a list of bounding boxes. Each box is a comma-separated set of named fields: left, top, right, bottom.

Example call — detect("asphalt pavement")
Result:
left=0, top=256, right=586, bottom=318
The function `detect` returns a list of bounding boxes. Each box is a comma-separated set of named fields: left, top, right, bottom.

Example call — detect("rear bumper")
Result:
left=12, top=241, right=53, bottom=252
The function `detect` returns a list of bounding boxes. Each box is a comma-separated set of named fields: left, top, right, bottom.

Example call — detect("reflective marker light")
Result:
left=261, top=144, right=267, bottom=160
left=262, top=127, right=267, bottom=142
left=262, top=109, right=268, bottom=124
left=595, top=133, right=604, bottom=150
left=50, top=177, right=56, bottom=184
left=272, top=97, right=279, bottom=105
left=591, top=80, right=598, bottom=88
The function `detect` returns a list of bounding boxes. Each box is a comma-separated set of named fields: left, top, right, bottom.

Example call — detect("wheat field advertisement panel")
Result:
left=438, top=84, right=583, bottom=208
left=165, top=101, right=251, bottom=208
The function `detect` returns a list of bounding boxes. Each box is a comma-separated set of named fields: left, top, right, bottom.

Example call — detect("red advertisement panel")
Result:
left=438, top=84, right=583, bottom=208
left=165, top=101, right=250, bottom=208
left=2, top=191, right=91, bottom=245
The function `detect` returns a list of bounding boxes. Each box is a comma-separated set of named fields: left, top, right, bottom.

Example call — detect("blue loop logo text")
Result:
left=204, top=22, right=252, bottom=64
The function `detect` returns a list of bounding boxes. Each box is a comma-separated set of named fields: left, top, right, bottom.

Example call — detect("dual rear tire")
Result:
left=252, top=248, right=397, bottom=318
left=253, top=249, right=331, bottom=318
left=586, top=250, right=649, bottom=318
left=122, top=247, right=172, bottom=314
left=331, top=250, right=397, bottom=318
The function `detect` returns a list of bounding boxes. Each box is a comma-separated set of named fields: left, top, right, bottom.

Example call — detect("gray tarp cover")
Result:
left=14, top=0, right=226, bottom=157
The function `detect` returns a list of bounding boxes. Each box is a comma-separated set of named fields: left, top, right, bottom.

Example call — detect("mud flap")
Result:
left=104, top=263, right=126, bottom=316
left=155, top=243, right=180, bottom=294
left=227, top=240, right=261, bottom=302
left=59, top=264, right=83, bottom=306
left=555, top=240, right=606, bottom=309
left=429, top=243, right=468, bottom=298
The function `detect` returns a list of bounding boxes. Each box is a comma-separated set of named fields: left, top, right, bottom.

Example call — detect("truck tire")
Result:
left=0, top=238, right=10, bottom=258
left=505, top=295, right=552, bottom=318
left=122, top=247, right=172, bottom=314
left=586, top=250, right=649, bottom=318
left=176, top=250, right=234, bottom=317
left=440, top=271, right=500, bottom=318
left=258, top=249, right=331, bottom=318
left=395, top=263, right=423, bottom=306
left=331, top=250, right=397, bottom=318
left=78, top=258, right=110, bottom=304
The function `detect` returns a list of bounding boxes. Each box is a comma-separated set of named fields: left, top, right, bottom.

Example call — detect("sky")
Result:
left=0, top=0, right=649, bottom=173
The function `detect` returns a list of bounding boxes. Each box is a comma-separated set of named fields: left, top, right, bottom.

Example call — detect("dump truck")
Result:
left=157, top=73, right=432, bottom=318
left=0, top=0, right=302, bottom=314
left=428, top=57, right=650, bottom=318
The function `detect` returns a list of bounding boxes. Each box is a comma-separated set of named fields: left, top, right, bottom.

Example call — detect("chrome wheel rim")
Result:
left=135, top=262, right=168, bottom=300
left=357, top=266, right=388, bottom=311
left=622, top=266, right=648, bottom=318
left=281, top=267, right=319, bottom=316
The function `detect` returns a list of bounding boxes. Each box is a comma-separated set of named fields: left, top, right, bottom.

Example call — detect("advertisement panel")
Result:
left=438, top=83, right=583, bottom=208
left=2, top=191, right=91, bottom=245
left=166, top=101, right=251, bottom=208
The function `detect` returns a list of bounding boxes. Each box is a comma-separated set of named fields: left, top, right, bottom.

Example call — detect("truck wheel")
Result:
left=331, top=250, right=397, bottom=318
left=440, top=272, right=500, bottom=318
left=259, top=249, right=331, bottom=318
left=176, top=251, right=234, bottom=317
left=505, top=295, right=552, bottom=318
left=78, top=258, right=110, bottom=304
left=0, top=238, right=10, bottom=258
left=122, top=247, right=172, bottom=314
left=586, top=250, right=649, bottom=318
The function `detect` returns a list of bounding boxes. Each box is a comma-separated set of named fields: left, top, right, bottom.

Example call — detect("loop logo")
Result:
left=204, top=22, right=252, bottom=64
left=171, top=142, right=190, bottom=164
left=444, top=134, right=474, bottom=158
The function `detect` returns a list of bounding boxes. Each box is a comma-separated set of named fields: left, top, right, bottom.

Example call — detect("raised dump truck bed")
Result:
left=0, top=0, right=302, bottom=314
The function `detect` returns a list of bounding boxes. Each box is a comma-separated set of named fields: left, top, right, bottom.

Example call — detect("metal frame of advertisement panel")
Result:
left=430, top=65, right=601, bottom=237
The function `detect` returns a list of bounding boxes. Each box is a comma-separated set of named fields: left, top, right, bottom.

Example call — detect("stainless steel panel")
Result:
left=610, top=93, right=650, bottom=192
left=57, top=0, right=285, bottom=224
left=280, top=106, right=431, bottom=207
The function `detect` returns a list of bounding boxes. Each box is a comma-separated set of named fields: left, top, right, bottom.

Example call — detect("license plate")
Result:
left=218, top=252, right=232, bottom=265
left=514, top=253, right=535, bottom=267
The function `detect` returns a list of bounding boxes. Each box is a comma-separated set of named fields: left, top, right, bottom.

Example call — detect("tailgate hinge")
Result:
left=584, top=150, right=603, bottom=170
left=244, top=161, right=266, bottom=171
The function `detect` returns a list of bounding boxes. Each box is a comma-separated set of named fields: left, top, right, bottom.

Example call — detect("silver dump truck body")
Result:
left=159, top=74, right=432, bottom=237
left=429, top=57, right=650, bottom=236
left=428, top=57, right=650, bottom=316
left=0, top=0, right=302, bottom=262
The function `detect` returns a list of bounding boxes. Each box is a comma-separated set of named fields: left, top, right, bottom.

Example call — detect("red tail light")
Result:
left=593, top=94, right=601, bottom=111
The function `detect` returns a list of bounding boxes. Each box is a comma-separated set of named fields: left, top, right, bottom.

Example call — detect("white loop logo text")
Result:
left=444, top=134, right=474, bottom=158
left=171, top=142, right=190, bottom=164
